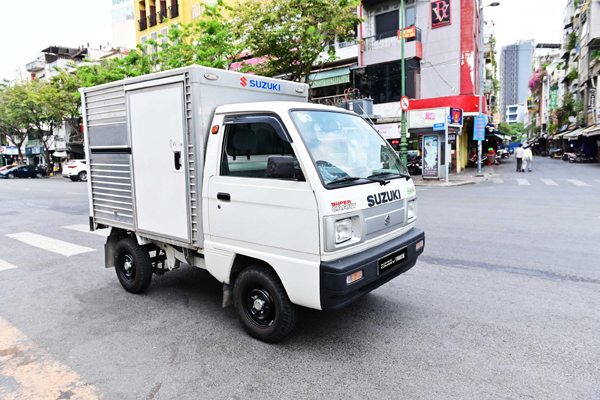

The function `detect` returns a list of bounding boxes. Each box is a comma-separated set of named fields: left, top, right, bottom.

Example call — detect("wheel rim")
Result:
left=81, top=172, right=87, bottom=181
left=36, top=173, right=42, bottom=178
left=244, top=286, right=275, bottom=328
left=119, top=253, right=136, bottom=282
left=8, top=174, right=14, bottom=179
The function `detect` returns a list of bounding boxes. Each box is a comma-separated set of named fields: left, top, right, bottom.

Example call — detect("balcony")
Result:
left=169, top=4, right=179, bottom=19
left=159, top=8, right=168, bottom=23
left=362, top=27, right=422, bottom=66
left=148, top=13, right=157, bottom=27
left=138, top=17, right=147, bottom=31
left=26, top=59, right=45, bottom=72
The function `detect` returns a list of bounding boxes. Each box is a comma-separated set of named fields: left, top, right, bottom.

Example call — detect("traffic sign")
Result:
left=0, top=146, right=5, bottom=153
left=400, top=96, right=410, bottom=112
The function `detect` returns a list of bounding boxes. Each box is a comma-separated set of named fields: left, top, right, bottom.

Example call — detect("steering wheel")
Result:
left=316, top=160, right=333, bottom=168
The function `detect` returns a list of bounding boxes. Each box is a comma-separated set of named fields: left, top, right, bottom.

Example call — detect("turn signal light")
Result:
left=346, top=270, right=363, bottom=285
left=211, top=125, right=219, bottom=134
left=416, top=240, right=424, bottom=251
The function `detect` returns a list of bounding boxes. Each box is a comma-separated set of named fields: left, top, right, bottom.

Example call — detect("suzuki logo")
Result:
left=240, top=76, right=248, bottom=87
left=384, top=215, right=391, bottom=227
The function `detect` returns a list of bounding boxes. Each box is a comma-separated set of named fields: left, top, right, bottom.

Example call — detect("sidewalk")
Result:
left=412, top=169, right=490, bottom=187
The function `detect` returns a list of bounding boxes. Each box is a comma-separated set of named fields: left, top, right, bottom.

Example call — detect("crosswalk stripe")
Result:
left=567, top=179, right=590, bottom=187
left=541, top=179, right=559, bottom=186
left=6, top=232, right=96, bottom=257
left=0, top=259, right=18, bottom=272
left=63, top=224, right=109, bottom=237
left=493, top=178, right=504, bottom=184
left=516, top=179, right=530, bottom=186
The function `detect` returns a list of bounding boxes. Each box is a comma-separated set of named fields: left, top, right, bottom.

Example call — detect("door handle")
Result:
left=174, top=151, right=181, bottom=171
left=217, top=192, right=231, bottom=201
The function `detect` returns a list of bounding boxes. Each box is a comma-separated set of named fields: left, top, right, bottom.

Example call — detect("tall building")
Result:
left=112, top=0, right=137, bottom=49
left=499, top=40, right=534, bottom=122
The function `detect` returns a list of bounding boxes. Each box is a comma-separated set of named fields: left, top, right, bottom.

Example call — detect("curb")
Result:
left=414, top=175, right=490, bottom=188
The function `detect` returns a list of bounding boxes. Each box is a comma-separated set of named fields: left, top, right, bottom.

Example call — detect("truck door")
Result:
left=206, top=115, right=319, bottom=258
left=128, top=83, right=190, bottom=243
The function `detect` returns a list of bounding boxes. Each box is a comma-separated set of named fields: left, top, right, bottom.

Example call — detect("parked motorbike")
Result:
left=549, top=148, right=564, bottom=158
left=407, top=158, right=422, bottom=176
left=571, top=154, right=598, bottom=163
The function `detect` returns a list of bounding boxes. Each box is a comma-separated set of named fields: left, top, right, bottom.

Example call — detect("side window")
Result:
left=220, top=119, right=298, bottom=179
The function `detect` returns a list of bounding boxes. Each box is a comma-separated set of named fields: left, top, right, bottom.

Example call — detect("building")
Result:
left=112, top=0, right=137, bottom=49
left=499, top=40, right=534, bottom=122
left=506, top=104, right=526, bottom=124
left=135, top=0, right=235, bottom=48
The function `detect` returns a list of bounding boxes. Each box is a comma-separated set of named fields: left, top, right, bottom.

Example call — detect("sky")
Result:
left=0, top=0, right=567, bottom=82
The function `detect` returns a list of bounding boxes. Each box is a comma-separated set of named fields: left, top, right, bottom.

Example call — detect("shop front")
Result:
left=407, top=107, right=464, bottom=181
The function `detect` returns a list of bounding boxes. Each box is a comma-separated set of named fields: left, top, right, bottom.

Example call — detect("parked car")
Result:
left=0, top=165, right=47, bottom=179
left=63, top=160, right=88, bottom=182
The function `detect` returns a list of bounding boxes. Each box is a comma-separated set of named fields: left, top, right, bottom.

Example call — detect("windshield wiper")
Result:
left=368, top=172, right=411, bottom=181
left=326, top=176, right=362, bottom=186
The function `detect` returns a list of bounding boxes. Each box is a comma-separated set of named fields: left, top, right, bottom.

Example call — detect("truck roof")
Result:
left=215, top=101, right=357, bottom=116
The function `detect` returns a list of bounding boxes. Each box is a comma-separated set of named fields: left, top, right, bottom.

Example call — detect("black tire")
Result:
left=69, top=176, right=79, bottom=182
left=114, top=238, right=152, bottom=293
left=78, top=171, right=87, bottom=182
left=36, top=173, right=43, bottom=178
left=7, top=173, right=14, bottom=179
left=233, top=265, right=297, bottom=343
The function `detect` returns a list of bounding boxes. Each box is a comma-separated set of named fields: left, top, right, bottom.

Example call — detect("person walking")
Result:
left=522, top=146, right=533, bottom=172
left=515, top=144, right=524, bottom=172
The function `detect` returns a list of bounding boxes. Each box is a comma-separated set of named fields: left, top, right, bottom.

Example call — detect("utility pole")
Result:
left=400, top=0, right=407, bottom=167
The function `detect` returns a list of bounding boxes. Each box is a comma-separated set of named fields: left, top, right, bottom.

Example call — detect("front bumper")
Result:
left=320, top=228, right=425, bottom=311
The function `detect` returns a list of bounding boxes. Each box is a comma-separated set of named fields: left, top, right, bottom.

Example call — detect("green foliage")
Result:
left=591, top=49, right=600, bottom=61
left=566, top=32, right=577, bottom=51
left=555, top=90, right=583, bottom=127
left=566, top=68, right=578, bottom=82
left=233, top=0, right=362, bottom=83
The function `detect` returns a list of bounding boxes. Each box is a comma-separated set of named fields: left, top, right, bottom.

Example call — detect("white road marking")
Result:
left=567, top=179, right=590, bottom=187
left=0, top=259, right=18, bottom=272
left=541, top=179, right=559, bottom=186
left=5, top=232, right=96, bottom=257
left=63, top=224, right=109, bottom=237
left=516, top=179, right=530, bottom=186
left=492, top=178, right=504, bottom=184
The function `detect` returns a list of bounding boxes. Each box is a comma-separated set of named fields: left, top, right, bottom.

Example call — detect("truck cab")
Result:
left=81, top=67, right=424, bottom=342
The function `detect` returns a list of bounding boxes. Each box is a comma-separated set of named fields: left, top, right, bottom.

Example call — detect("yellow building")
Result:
left=135, top=0, right=235, bottom=47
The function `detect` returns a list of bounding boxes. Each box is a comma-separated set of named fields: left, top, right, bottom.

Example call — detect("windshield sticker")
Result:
left=331, top=200, right=356, bottom=212
left=367, top=190, right=402, bottom=207
left=407, top=187, right=415, bottom=196
left=297, top=114, right=308, bottom=122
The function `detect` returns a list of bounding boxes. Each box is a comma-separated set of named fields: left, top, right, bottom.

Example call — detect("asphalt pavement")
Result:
left=0, top=157, right=599, bottom=399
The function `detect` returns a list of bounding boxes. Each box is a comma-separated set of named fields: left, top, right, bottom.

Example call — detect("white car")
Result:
left=63, top=160, right=88, bottom=182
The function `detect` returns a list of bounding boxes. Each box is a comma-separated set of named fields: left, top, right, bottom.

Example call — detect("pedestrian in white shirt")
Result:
left=522, top=146, right=533, bottom=172
left=515, top=144, right=524, bottom=172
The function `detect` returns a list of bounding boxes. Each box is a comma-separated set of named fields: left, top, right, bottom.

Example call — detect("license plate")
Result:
left=377, top=247, right=408, bottom=275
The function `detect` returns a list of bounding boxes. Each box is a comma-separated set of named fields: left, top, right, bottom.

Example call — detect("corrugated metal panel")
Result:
left=184, top=73, right=200, bottom=246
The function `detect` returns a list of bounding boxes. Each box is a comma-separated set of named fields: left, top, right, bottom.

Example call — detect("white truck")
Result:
left=81, top=66, right=425, bottom=342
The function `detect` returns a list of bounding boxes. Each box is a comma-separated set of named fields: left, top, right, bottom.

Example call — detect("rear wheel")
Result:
left=114, top=238, right=152, bottom=293
left=36, top=173, right=43, bottom=178
left=7, top=173, right=14, bottom=179
left=233, top=265, right=297, bottom=343
left=78, top=171, right=87, bottom=182
left=69, top=176, right=79, bottom=182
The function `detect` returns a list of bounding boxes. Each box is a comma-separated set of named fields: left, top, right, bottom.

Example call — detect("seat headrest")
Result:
left=232, top=129, right=257, bottom=152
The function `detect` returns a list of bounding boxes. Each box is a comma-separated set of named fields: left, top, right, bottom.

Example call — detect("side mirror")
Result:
left=267, top=156, right=304, bottom=180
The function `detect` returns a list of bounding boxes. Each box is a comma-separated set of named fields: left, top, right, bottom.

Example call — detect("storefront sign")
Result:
left=2, top=146, right=18, bottom=155
left=423, top=135, right=439, bottom=178
left=473, top=116, right=486, bottom=140
left=550, top=87, right=558, bottom=110
left=448, top=134, right=456, bottom=141
left=397, top=26, right=416, bottom=41
left=449, top=108, right=463, bottom=125
left=433, top=123, right=445, bottom=131
left=375, top=123, right=401, bottom=140
left=408, top=108, right=446, bottom=129
left=431, top=0, right=451, bottom=29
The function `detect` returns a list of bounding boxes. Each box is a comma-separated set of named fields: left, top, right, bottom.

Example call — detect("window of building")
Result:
left=220, top=118, right=299, bottom=180
left=160, top=27, right=169, bottom=47
left=509, top=114, right=517, bottom=121
left=375, top=10, right=399, bottom=39
left=353, top=58, right=420, bottom=104
left=405, top=1, right=416, bottom=27
left=508, top=106, right=517, bottom=114
left=140, top=35, right=148, bottom=54
left=150, top=31, right=158, bottom=53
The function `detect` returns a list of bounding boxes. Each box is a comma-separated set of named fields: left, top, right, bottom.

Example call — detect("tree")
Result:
left=0, top=82, right=30, bottom=164
left=233, top=0, right=362, bottom=83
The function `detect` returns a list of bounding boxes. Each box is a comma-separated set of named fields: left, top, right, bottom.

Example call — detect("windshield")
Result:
left=291, top=110, right=409, bottom=187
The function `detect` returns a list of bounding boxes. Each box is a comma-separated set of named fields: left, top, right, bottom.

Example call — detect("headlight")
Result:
left=335, top=218, right=353, bottom=244
left=407, top=199, right=416, bottom=221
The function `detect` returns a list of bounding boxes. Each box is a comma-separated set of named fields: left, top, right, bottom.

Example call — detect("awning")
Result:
left=308, top=64, right=354, bottom=89
left=52, top=151, right=67, bottom=158
left=582, top=125, right=600, bottom=137
left=563, top=127, right=586, bottom=140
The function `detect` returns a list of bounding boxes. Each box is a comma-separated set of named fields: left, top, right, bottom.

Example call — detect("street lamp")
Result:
left=476, top=1, right=500, bottom=176
left=400, top=0, right=408, bottom=167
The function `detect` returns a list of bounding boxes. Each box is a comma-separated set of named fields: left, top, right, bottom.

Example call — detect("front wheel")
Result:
left=233, top=265, right=297, bottom=343
left=114, top=238, right=152, bottom=293
left=7, top=173, right=14, bottom=179
left=36, top=173, right=43, bottom=179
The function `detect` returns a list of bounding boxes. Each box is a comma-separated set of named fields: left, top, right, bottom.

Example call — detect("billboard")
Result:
left=423, top=135, right=439, bottom=178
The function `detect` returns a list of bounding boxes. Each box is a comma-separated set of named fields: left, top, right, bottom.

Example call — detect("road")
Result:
left=1, top=156, right=599, bottom=399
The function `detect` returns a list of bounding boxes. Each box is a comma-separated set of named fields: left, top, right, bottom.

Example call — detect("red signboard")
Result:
left=431, top=0, right=451, bottom=29
left=397, top=26, right=417, bottom=40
